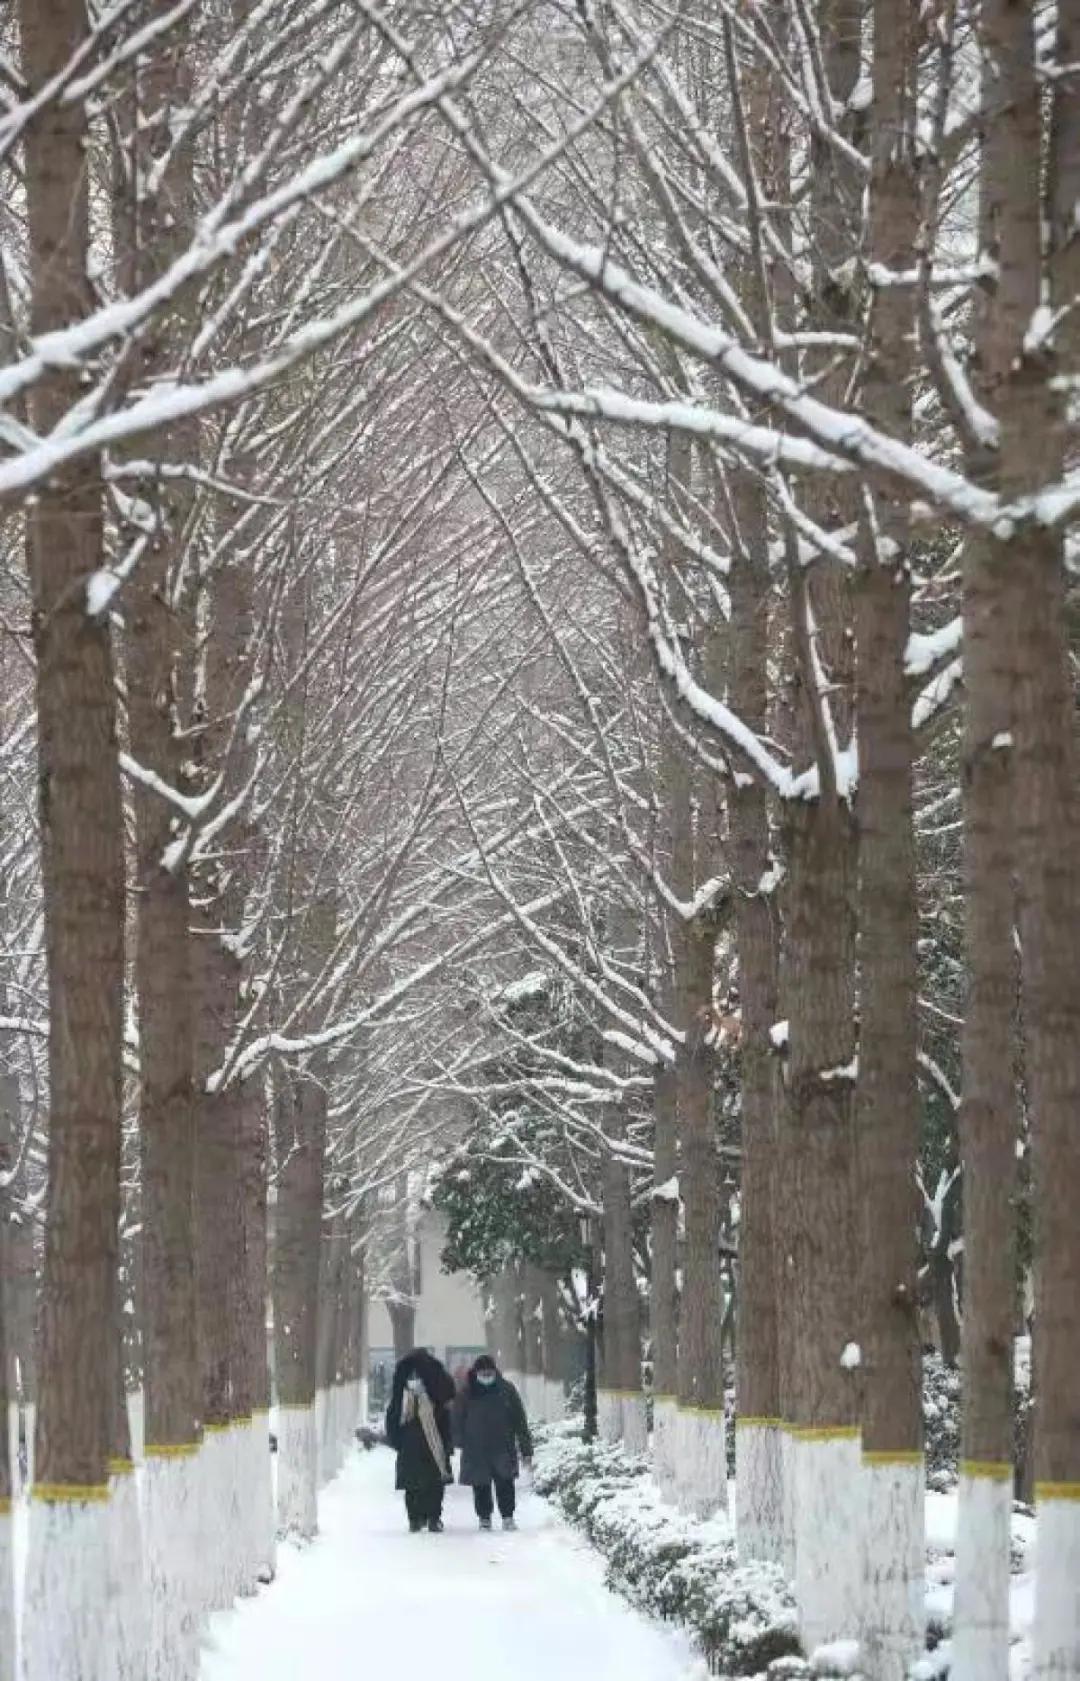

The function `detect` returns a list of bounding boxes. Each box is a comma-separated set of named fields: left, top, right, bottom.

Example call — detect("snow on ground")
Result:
left=201, top=1445, right=704, bottom=1681
left=922, top=1488, right=1036, bottom=1681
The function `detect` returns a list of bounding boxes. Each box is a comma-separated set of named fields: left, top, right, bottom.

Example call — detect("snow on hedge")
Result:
left=535, top=1415, right=1038, bottom=1681
left=532, top=1425, right=799, bottom=1675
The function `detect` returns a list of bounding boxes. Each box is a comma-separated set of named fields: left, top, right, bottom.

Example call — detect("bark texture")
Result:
left=22, top=0, right=125, bottom=1494
left=856, top=0, right=922, bottom=1472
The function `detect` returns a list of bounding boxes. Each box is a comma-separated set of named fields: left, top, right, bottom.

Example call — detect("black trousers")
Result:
left=473, top=1476, right=516, bottom=1521
left=404, top=1484, right=444, bottom=1525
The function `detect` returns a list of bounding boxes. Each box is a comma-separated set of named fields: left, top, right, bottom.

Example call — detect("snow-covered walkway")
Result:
left=201, top=1445, right=702, bottom=1681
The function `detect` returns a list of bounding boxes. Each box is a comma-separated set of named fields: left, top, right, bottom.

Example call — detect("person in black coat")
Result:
left=385, top=1348, right=455, bottom=1532
left=452, top=1354, right=533, bottom=1530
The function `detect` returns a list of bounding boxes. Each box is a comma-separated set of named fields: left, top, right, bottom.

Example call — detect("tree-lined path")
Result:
left=201, top=1448, right=698, bottom=1681
left=3, top=3, right=1080, bottom=1679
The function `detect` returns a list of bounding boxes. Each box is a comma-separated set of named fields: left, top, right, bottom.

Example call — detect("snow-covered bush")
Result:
left=922, top=1342, right=1034, bottom=1503
left=922, top=1353, right=961, bottom=1490
left=533, top=1426, right=799, bottom=1675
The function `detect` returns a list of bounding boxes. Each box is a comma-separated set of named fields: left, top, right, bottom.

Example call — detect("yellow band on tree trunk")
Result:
left=960, top=1459, right=1012, bottom=1482
left=789, top=1425, right=860, bottom=1443
left=33, top=1483, right=110, bottom=1504
left=1035, top=1480, right=1080, bottom=1502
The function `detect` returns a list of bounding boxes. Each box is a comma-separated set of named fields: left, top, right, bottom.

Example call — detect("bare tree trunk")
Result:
left=105, top=1271, right=145, bottom=1676
left=674, top=900, right=726, bottom=1518
left=728, top=469, right=781, bottom=1563
left=0, top=1090, right=14, bottom=1681
left=520, top=1264, right=546, bottom=1425
left=651, top=428, right=693, bottom=1495
left=539, top=1272, right=564, bottom=1421
left=650, top=1052, right=679, bottom=1492
left=20, top=5, right=126, bottom=1674
left=271, top=1059, right=328, bottom=1539
left=507, top=1261, right=527, bottom=1387
left=599, top=1103, right=643, bottom=1449
left=489, top=1269, right=518, bottom=1377
left=194, top=935, right=245, bottom=1605
left=0, top=1071, right=32, bottom=1497
left=386, top=1175, right=417, bottom=1363
left=387, top=1299, right=417, bottom=1364
left=1021, top=7, right=1080, bottom=1676
left=315, top=1195, right=347, bottom=1484
left=854, top=9, right=924, bottom=1674
left=110, top=23, right=206, bottom=1664
left=951, top=7, right=1025, bottom=1672
left=199, top=534, right=270, bottom=1595
left=779, top=0, right=864, bottom=1648
left=237, top=1074, right=274, bottom=1586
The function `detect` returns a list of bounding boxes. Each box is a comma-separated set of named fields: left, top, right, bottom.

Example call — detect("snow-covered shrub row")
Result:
left=533, top=1425, right=799, bottom=1675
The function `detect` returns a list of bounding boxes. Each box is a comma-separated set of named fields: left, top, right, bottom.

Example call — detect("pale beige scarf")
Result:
left=401, top=1381, right=450, bottom=1481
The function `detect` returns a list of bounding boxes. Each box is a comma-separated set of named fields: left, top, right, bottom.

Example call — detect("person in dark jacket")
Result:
left=452, top=1354, right=533, bottom=1531
left=385, top=1348, right=455, bottom=1532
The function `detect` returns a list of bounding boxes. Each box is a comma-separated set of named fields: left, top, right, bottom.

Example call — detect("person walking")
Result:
left=385, top=1347, right=455, bottom=1533
left=453, top=1354, right=533, bottom=1531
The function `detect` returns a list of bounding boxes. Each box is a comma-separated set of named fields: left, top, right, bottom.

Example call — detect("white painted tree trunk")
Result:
left=332, top=1384, right=351, bottom=1469
left=231, top=1418, right=259, bottom=1595
left=143, top=1449, right=200, bottom=1681
left=345, top=1380, right=361, bottom=1451
left=5, top=1409, right=17, bottom=1504
left=23, top=1494, right=115, bottom=1681
left=860, top=1458, right=925, bottom=1681
left=22, top=1403, right=34, bottom=1495
left=504, top=1367, right=524, bottom=1401
left=250, top=1409, right=276, bottom=1585
left=330, top=1386, right=344, bottom=1475
left=126, top=1390, right=145, bottom=1464
left=314, top=1390, right=329, bottom=1488
left=543, top=1379, right=564, bottom=1423
left=792, top=1432, right=863, bottom=1653
left=524, top=1373, right=545, bottom=1423
left=780, top=1426, right=796, bottom=1576
left=621, top=1394, right=648, bottom=1456
left=1033, top=1492, right=1080, bottom=1681
left=0, top=1501, right=14, bottom=1681
left=951, top=1466, right=1012, bottom=1681
left=225, top=1424, right=250, bottom=1601
left=597, top=1389, right=622, bottom=1444
left=674, top=1408, right=727, bottom=1519
left=276, top=1404, right=318, bottom=1540
left=198, top=1428, right=240, bottom=1611
left=106, top=1463, right=147, bottom=1677
left=736, top=1419, right=784, bottom=1563
left=652, top=1396, right=679, bottom=1502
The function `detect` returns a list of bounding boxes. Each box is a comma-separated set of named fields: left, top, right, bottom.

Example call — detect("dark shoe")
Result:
left=478, top=1517, right=492, bottom=1531
left=427, top=1517, right=444, bottom=1533
left=409, top=1519, right=424, bottom=1533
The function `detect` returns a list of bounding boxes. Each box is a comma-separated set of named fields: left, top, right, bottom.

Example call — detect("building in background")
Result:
left=367, top=1208, right=486, bottom=1413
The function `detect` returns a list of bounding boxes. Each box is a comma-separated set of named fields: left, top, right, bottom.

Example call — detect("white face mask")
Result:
left=476, top=1372, right=496, bottom=1388
left=406, top=1376, right=424, bottom=1395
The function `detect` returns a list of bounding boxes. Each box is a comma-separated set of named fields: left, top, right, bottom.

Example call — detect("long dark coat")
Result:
left=384, top=1349, right=455, bottom=1493
left=453, top=1369, right=533, bottom=1486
